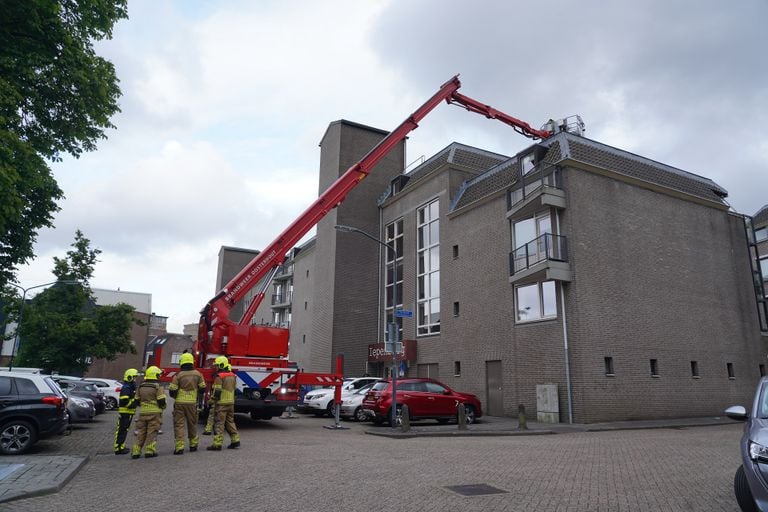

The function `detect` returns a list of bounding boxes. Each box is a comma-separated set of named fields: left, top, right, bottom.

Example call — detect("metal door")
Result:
left=485, top=360, right=503, bottom=416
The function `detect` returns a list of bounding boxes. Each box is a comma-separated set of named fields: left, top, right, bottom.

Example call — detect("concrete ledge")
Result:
left=0, top=455, right=88, bottom=504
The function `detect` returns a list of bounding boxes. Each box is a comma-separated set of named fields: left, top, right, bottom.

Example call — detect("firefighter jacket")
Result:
left=136, top=382, right=167, bottom=415
left=212, top=371, right=237, bottom=405
left=168, top=365, right=206, bottom=404
left=118, top=380, right=138, bottom=414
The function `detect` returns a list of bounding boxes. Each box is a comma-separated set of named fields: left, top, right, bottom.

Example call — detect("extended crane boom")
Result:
left=198, top=75, right=551, bottom=359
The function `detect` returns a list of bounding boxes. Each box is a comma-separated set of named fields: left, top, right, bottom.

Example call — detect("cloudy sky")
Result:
left=17, top=0, right=768, bottom=332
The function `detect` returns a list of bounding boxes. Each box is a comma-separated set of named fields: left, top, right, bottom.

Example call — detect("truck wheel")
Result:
left=734, top=465, right=758, bottom=512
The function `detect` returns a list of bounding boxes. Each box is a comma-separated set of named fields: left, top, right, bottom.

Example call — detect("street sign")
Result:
left=395, top=309, right=413, bottom=318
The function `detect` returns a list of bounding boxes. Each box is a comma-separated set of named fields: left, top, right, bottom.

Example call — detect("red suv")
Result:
left=362, top=378, right=482, bottom=425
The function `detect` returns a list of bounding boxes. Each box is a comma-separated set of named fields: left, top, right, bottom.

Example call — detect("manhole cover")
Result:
left=445, top=484, right=508, bottom=496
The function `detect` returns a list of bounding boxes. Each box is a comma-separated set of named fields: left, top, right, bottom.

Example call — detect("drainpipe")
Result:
left=556, top=210, right=574, bottom=424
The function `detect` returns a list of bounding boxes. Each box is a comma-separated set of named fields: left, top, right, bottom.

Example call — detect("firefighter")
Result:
left=169, top=352, right=206, bottom=454
left=131, top=366, right=166, bottom=459
left=207, top=356, right=240, bottom=451
left=113, top=368, right=139, bottom=455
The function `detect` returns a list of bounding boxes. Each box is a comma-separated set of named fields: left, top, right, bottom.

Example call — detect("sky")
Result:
left=16, top=0, right=768, bottom=332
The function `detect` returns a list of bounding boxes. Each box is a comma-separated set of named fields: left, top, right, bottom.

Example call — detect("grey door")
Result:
left=485, top=360, right=503, bottom=416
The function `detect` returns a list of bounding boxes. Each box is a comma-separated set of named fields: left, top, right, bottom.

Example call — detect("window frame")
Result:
left=515, top=280, right=557, bottom=323
left=416, top=199, right=441, bottom=336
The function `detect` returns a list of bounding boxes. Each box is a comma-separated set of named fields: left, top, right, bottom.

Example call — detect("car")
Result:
left=726, top=377, right=768, bottom=512
left=362, top=377, right=483, bottom=426
left=303, top=377, right=381, bottom=417
left=339, top=382, right=377, bottom=421
left=0, top=370, right=68, bottom=454
left=83, top=377, right=122, bottom=411
left=64, top=393, right=96, bottom=423
left=55, top=379, right=106, bottom=414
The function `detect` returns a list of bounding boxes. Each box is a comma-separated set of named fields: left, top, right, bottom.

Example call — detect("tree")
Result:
left=14, top=230, right=136, bottom=375
left=0, top=1, right=128, bottom=287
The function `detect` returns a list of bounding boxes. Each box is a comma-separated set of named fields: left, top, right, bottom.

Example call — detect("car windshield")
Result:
left=370, top=381, right=389, bottom=392
left=760, top=383, right=768, bottom=418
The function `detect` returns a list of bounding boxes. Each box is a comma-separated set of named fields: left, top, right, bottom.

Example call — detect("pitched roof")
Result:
left=754, top=205, right=768, bottom=226
left=450, top=132, right=730, bottom=212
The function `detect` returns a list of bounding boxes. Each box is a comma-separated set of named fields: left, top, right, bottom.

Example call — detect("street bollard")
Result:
left=400, top=405, right=411, bottom=432
left=518, top=404, right=528, bottom=430
left=457, top=403, right=467, bottom=430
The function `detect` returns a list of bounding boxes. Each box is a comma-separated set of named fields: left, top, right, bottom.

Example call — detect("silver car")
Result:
left=339, top=382, right=376, bottom=421
left=726, top=376, right=768, bottom=511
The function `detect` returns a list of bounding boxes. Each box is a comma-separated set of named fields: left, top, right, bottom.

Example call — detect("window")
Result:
left=304, top=301, right=308, bottom=310
left=306, top=269, right=310, bottom=278
left=454, top=361, right=461, bottom=376
left=515, top=281, right=557, bottom=322
left=604, top=357, right=614, bottom=376
left=453, top=302, right=460, bottom=317
left=171, top=352, right=182, bottom=365
left=650, top=359, right=659, bottom=377
left=756, top=227, right=768, bottom=243
left=15, top=378, right=38, bottom=394
left=691, top=361, right=699, bottom=378
left=385, top=219, right=404, bottom=339
left=417, top=200, right=440, bottom=335
left=761, top=364, right=766, bottom=377
left=511, top=212, right=553, bottom=273
left=0, top=377, right=12, bottom=395
left=760, top=257, right=768, bottom=280
left=521, top=153, right=535, bottom=175
left=452, top=245, right=459, bottom=259
left=727, top=362, right=735, bottom=379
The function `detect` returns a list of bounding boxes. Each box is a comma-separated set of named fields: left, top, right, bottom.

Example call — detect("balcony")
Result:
left=273, top=264, right=294, bottom=282
left=507, top=168, right=565, bottom=219
left=271, top=291, right=293, bottom=307
left=509, top=233, right=572, bottom=284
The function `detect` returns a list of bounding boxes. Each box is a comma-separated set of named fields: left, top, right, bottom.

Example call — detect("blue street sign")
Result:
left=395, top=309, right=413, bottom=318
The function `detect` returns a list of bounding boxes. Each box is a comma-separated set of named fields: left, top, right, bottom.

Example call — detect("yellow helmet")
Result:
left=214, top=356, right=228, bottom=370
left=145, top=366, right=163, bottom=380
left=179, top=353, right=194, bottom=366
left=226, top=364, right=232, bottom=372
left=123, top=368, right=138, bottom=382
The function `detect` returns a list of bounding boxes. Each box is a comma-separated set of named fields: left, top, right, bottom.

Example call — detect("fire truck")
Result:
left=153, top=75, right=561, bottom=420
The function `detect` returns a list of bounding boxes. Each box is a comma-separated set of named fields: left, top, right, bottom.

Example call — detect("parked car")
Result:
left=64, top=394, right=96, bottom=423
left=83, top=378, right=122, bottom=411
left=339, top=382, right=377, bottom=421
left=303, top=377, right=381, bottom=417
left=0, top=370, right=68, bottom=454
left=362, top=377, right=483, bottom=426
left=55, top=379, right=106, bottom=414
left=726, top=377, right=768, bottom=511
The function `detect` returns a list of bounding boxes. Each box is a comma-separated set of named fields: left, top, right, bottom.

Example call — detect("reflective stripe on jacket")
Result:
left=136, top=382, right=166, bottom=414
left=169, top=369, right=206, bottom=404
left=213, top=372, right=237, bottom=405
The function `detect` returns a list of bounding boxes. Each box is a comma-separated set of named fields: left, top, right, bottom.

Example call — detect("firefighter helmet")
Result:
left=145, top=366, right=163, bottom=380
left=179, top=352, right=194, bottom=366
left=214, top=356, right=228, bottom=370
left=123, top=368, right=138, bottom=382
left=226, top=364, right=232, bottom=372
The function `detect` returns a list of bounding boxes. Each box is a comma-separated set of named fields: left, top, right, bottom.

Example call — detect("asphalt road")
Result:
left=5, top=409, right=745, bottom=511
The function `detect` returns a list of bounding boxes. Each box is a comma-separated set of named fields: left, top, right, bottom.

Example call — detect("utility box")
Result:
left=536, top=384, right=559, bottom=423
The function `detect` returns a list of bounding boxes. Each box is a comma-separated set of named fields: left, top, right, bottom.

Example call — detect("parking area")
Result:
left=3, top=409, right=746, bottom=511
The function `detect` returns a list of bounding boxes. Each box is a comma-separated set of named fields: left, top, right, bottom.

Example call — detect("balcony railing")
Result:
left=509, top=233, right=568, bottom=275
left=271, top=291, right=293, bottom=305
left=274, top=264, right=294, bottom=280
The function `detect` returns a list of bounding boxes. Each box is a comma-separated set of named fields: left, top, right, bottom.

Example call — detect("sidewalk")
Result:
left=0, top=412, right=740, bottom=504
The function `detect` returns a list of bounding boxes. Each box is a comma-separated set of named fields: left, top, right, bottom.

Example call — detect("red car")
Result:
left=362, top=378, right=482, bottom=426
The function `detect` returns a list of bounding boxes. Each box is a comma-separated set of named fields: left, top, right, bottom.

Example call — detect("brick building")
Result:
left=240, top=120, right=767, bottom=423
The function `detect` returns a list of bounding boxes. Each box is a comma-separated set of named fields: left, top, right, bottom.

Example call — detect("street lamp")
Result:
left=5, top=280, right=80, bottom=371
left=335, top=224, right=401, bottom=428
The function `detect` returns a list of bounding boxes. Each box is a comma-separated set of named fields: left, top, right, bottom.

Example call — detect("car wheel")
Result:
left=735, top=465, right=759, bottom=512
left=387, top=406, right=404, bottom=427
left=105, top=397, right=117, bottom=411
left=353, top=407, right=368, bottom=422
left=460, top=405, right=477, bottom=425
left=0, top=420, right=37, bottom=455
left=326, top=401, right=336, bottom=418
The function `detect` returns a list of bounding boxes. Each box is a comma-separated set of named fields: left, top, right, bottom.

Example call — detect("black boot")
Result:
left=206, top=445, right=222, bottom=451
left=227, top=441, right=240, bottom=449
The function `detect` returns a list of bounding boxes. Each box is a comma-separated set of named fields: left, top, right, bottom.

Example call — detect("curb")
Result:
left=0, top=455, right=88, bottom=504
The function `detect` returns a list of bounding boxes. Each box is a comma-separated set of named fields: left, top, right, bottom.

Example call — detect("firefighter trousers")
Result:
left=113, top=412, right=134, bottom=453
left=212, top=404, right=239, bottom=448
left=132, top=413, right=162, bottom=456
left=173, top=402, right=199, bottom=451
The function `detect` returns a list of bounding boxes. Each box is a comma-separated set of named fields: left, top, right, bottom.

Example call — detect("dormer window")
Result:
left=521, top=153, right=535, bottom=175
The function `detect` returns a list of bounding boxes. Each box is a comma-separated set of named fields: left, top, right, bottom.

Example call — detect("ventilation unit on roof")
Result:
left=542, top=115, right=585, bottom=136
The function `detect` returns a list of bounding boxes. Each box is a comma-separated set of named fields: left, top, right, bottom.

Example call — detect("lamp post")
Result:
left=5, top=280, right=80, bottom=371
left=335, top=224, right=400, bottom=428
